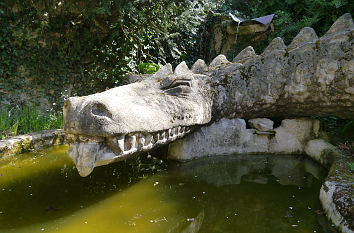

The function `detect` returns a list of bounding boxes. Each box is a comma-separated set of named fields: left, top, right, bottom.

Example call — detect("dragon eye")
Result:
left=167, top=79, right=191, bottom=89
left=160, top=78, right=193, bottom=97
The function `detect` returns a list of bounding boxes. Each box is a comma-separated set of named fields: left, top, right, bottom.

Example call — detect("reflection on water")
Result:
left=0, top=146, right=336, bottom=233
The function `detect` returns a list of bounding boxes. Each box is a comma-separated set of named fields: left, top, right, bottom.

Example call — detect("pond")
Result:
left=0, top=145, right=336, bottom=233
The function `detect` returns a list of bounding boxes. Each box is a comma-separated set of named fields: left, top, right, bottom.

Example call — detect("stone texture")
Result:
left=0, top=129, right=66, bottom=158
left=305, top=139, right=338, bottom=168
left=174, top=61, right=191, bottom=75
left=248, top=118, right=274, bottom=131
left=208, top=54, right=230, bottom=70
left=168, top=118, right=319, bottom=161
left=191, top=59, right=208, bottom=74
left=288, top=27, right=318, bottom=49
left=262, top=37, right=286, bottom=55
left=270, top=118, right=319, bottom=154
left=64, top=67, right=212, bottom=136
left=232, top=46, right=256, bottom=63
left=320, top=157, right=354, bottom=233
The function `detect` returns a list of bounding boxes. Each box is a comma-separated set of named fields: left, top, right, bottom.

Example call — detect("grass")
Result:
left=0, top=105, right=63, bottom=140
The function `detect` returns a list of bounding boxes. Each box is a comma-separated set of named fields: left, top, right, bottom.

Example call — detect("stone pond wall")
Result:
left=168, top=117, right=337, bottom=168
left=0, top=129, right=65, bottom=158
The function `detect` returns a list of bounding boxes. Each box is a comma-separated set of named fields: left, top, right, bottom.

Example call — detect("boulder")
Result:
left=248, top=118, right=274, bottom=131
left=305, top=139, right=338, bottom=168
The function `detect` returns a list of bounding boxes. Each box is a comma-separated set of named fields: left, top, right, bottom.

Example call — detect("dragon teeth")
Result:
left=79, top=126, right=191, bottom=156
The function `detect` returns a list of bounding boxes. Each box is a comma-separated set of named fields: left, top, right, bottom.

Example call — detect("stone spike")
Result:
left=323, top=13, right=353, bottom=37
left=174, top=61, right=191, bottom=75
left=209, top=54, right=230, bottom=70
left=153, top=63, right=172, bottom=79
left=191, top=59, right=208, bottom=74
left=232, top=46, right=256, bottom=63
left=288, top=27, right=318, bottom=49
left=262, top=37, right=286, bottom=55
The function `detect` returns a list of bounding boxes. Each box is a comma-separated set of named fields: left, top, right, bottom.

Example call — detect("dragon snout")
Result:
left=63, top=97, right=115, bottom=136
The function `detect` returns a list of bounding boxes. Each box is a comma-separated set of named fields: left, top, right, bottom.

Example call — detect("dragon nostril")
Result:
left=91, top=103, right=112, bottom=118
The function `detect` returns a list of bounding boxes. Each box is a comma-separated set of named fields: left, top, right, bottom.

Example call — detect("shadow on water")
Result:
left=0, top=146, right=338, bottom=233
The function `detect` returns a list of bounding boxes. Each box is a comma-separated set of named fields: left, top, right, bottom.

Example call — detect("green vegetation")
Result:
left=0, top=0, right=227, bottom=110
left=137, top=62, right=160, bottom=75
left=1, top=0, right=353, bottom=108
left=0, top=106, right=62, bottom=139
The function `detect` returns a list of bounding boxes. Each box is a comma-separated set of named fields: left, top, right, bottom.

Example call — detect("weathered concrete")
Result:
left=0, top=129, right=66, bottom=158
left=320, top=157, right=354, bottom=233
left=305, top=139, right=339, bottom=168
left=168, top=118, right=320, bottom=160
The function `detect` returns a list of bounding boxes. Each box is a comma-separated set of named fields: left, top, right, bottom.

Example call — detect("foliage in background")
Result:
left=0, top=0, right=226, bottom=111
left=2, top=0, right=352, bottom=109
left=0, top=105, right=63, bottom=139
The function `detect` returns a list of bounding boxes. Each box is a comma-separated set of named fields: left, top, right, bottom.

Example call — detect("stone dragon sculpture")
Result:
left=63, top=13, right=354, bottom=177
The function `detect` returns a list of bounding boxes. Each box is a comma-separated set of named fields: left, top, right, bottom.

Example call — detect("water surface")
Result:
left=0, top=145, right=335, bottom=233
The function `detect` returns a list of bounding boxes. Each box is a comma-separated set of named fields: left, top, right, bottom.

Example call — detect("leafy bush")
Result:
left=137, top=62, right=160, bottom=74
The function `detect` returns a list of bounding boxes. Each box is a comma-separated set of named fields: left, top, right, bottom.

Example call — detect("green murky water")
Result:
left=0, top=145, right=336, bottom=233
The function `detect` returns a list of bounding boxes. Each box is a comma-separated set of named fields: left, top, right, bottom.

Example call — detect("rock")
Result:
left=305, top=139, right=338, bottom=168
left=174, top=61, right=191, bottom=75
left=209, top=54, right=230, bottom=70
left=288, top=27, right=318, bottom=50
left=232, top=46, right=256, bottom=63
left=248, top=118, right=274, bottom=131
left=269, top=118, right=320, bottom=154
left=153, top=63, right=173, bottom=78
left=191, top=59, right=208, bottom=74
left=124, top=74, right=149, bottom=84
left=0, top=129, right=66, bottom=158
left=320, top=157, right=354, bottom=233
left=262, top=37, right=286, bottom=55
